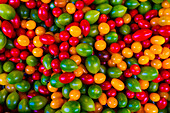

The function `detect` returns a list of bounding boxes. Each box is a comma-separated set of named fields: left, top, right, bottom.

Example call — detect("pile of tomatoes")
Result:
left=0, top=0, right=170, bottom=113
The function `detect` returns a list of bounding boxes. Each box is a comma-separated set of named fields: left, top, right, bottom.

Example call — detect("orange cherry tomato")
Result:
left=33, top=36, right=43, bottom=47
left=94, top=73, right=106, bottom=84
left=111, top=53, right=122, bottom=64
left=144, top=49, right=155, bottom=60
left=0, top=73, right=8, bottom=85
left=74, top=66, right=84, bottom=77
left=138, top=55, right=149, bottom=65
left=108, top=59, right=116, bottom=67
left=144, top=103, right=158, bottom=113
left=131, top=41, right=142, bottom=53
left=150, top=93, right=160, bottom=102
left=70, top=55, right=81, bottom=65
left=70, top=26, right=81, bottom=37
left=98, top=93, right=107, bottom=105
left=94, top=102, right=103, bottom=113
left=25, top=65, right=35, bottom=75
left=117, top=61, right=127, bottom=71
left=32, top=48, right=43, bottom=57
left=107, top=97, right=118, bottom=108
left=159, top=47, right=170, bottom=59
left=158, top=92, right=169, bottom=99
left=139, top=79, right=149, bottom=90
left=17, top=35, right=30, bottom=46
left=69, top=90, right=81, bottom=100
left=111, top=78, right=125, bottom=91
left=98, top=23, right=110, bottom=35
left=35, top=26, right=46, bottom=36
left=95, top=40, right=107, bottom=51
left=21, top=20, right=27, bottom=29
left=69, top=46, right=77, bottom=55
left=123, top=13, right=131, bottom=24
left=41, top=0, right=51, bottom=3
left=47, top=82, right=58, bottom=92
left=50, top=98, right=64, bottom=109
left=26, top=20, right=36, bottom=30
left=122, top=47, right=133, bottom=58
left=66, top=3, right=76, bottom=14
left=151, top=59, right=162, bottom=69
left=162, top=58, right=170, bottom=69
left=51, top=92, right=63, bottom=100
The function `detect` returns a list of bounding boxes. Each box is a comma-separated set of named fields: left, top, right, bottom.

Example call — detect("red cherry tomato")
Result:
left=59, top=72, right=75, bottom=84
left=39, top=34, right=55, bottom=45
left=80, top=74, right=94, bottom=85
left=80, top=19, right=90, bottom=37
left=49, top=44, right=59, bottom=56
left=157, top=97, right=167, bottom=109
left=38, top=86, right=50, bottom=95
left=74, top=10, right=84, bottom=22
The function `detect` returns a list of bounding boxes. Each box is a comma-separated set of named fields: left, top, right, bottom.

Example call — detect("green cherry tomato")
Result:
left=0, top=31, right=7, bottom=50
left=29, top=96, right=48, bottom=110
left=85, top=55, right=101, bottom=74
left=148, top=82, right=159, bottom=92
left=30, top=9, right=42, bottom=23
left=60, top=59, right=78, bottom=72
left=137, top=66, right=158, bottom=81
left=43, top=54, right=53, bottom=70
left=58, top=13, right=73, bottom=26
left=125, top=0, right=140, bottom=10
left=119, top=24, right=131, bottom=35
left=138, top=1, right=152, bottom=15
left=84, top=10, right=100, bottom=24
left=152, top=0, right=164, bottom=4
left=127, top=99, right=141, bottom=112
left=26, top=55, right=38, bottom=67
left=49, top=25, right=59, bottom=33
left=0, top=62, right=2, bottom=74
left=44, top=104, right=56, bottom=113
left=99, top=65, right=107, bottom=74
left=6, top=70, right=24, bottom=84
left=15, top=80, right=31, bottom=92
left=158, top=108, right=168, bottom=113
left=78, top=95, right=95, bottom=112
left=5, top=39, right=15, bottom=49
left=62, top=84, right=71, bottom=99
left=55, top=109, right=62, bottom=113
left=61, top=101, right=81, bottom=113
left=96, top=4, right=112, bottom=15
left=0, top=4, right=16, bottom=20
left=107, top=67, right=122, bottom=78
left=34, top=80, right=42, bottom=92
left=110, top=0, right=123, bottom=6
left=88, top=85, right=102, bottom=99
left=50, top=1, right=55, bottom=10
left=117, top=108, right=131, bottom=113
left=17, top=5, right=30, bottom=19
left=3, top=61, right=15, bottom=72
left=110, top=5, right=127, bottom=18
left=126, top=78, right=142, bottom=92
left=102, top=108, right=115, bottom=113
left=105, top=31, right=118, bottom=44
left=50, top=74, right=64, bottom=88
left=153, top=4, right=162, bottom=10
left=93, top=0, right=107, bottom=4
left=76, top=43, right=93, bottom=57
left=6, top=91, right=19, bottom=110
left=54, top=17, right=65, bottom=29
left=80, top=84, right=87, bottom=95
left=70, top=0, right=78, bottom=4
left=18, top=99, right=31, bottom=113
left=0, top=89, right=8, bottom=104
left=41, top=75, right=50, bottom=86
left=116, top=93, right=128, bottom=108
left=125, top=58, right=139, bottom=68
left=80, top=37, right=95, bottom=46
left=69, top=78, right=82, bottom=90
left=87, top=25, right=99, bottom=37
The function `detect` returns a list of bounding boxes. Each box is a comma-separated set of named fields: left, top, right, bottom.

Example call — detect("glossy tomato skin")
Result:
left=59, top=72, right=75, bottom=84
left=80, top=74, right=94, bottom=85
left=132, top=29, right=152, bottom=41
left=157, top=97, right=167, bottom=109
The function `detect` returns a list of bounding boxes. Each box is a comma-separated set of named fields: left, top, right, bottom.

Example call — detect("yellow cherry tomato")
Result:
left=21, top=20, right=27, bottom=29
left=159, top=47, right=170, bottom=59
left=74, top=66, right=84, bottom=77
left=17, top=35, right=30, bottom=46
left=94, top=102, right=103, bottom=113
left=94, top=73, right=106, bottom=84
left=117, top=61, right=127, bottom=71
left=35, top=26, right=46, bottom=36
left=162, top=58, right=170, bottom=69
left=41, top=0, right=51, bottom=3
left=139, top=79, right=149, bottom=90
left=66, top=3, right=76, bottom=14
left=138, top=55, right=149, bottom=65
left=144, top=103, right=158, bottom=113
left=150, top=93, right=160, bottom=102
left=122, top=47, right=133, bottom=58
left=98, top=23, right=110, bottom=35
left=158, top=8, right=165, bottom=17
left=69, top=26, right=81, bottom=37
left=51, top=92, right=63, bottom=100
left=158, top=92, right=169, bottom=99
left=33, top=36, right=43, bottom=47
left=144, top=49, right=155, bottom=60
left=0, top=73, right=8, bottom=85
left=123, top=14, right=131, bottom=24
left=26, top=20, right=36, bottom=30
left=69, top=90, right=81, bottom=100
left=111, top=78, right=125, bottom=91
left=95, top=40, right=107, bottom=51
left=158, top=16, right=170, bottom=26
left=108, top=59, right=116, bottom=67
left=50, top=98, right=64, bottom=109
left=131, top=41, right=142, bottom=53
left=150, top=17, right=159, bottom=26
left=32, top=48, right=43, bottom=57
left=25, top=65, right=35, bottom=75
left=162, top=0, right=170, bottom=8
left=69, top=46, right=77, bottom=55
left=107, top=97, right=118, bottom=108
left=54, top=33, right=61, bottom=43
left=98, top=93, right=107, bottom=105
left=111, top=53, right=122, bottom=64
left=5, top=84, right=16, bottom=92
left=150, top=36, right=165, bottom=45
left=151, top=59, right=162, bottom=69
left=150, top=44, right=162, bottom=54
left=70, top=55, right=81, bottom=65
left=47, top=82, right=58, bottom=92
